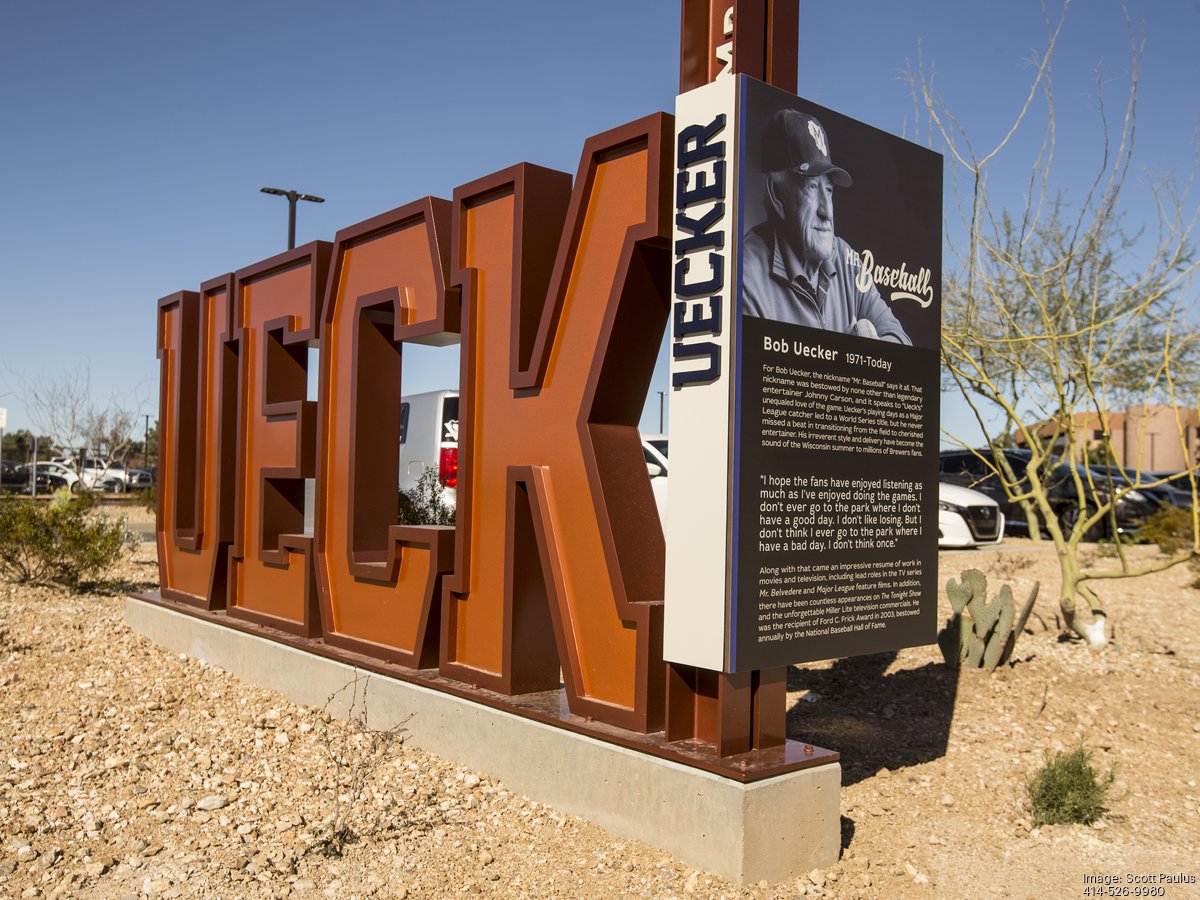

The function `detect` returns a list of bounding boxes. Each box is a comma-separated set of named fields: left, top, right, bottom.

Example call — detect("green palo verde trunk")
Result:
left=1055, top=545, right=1108, bottom=649
left=1032, top=477, right=1110, bottom=649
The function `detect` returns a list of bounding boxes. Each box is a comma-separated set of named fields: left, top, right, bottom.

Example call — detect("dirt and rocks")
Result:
left=1, top=512, right=1198, bottom=898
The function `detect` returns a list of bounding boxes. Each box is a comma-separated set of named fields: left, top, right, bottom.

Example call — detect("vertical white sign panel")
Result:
left=663, top=76, right=740, bottom=670
left=666, top=74, right=942, bottom=673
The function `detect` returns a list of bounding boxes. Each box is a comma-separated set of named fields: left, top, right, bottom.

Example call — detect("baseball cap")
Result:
left=761, top=109, right=852, bottom=187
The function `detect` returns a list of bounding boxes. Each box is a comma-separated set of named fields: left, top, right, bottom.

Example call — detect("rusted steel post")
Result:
left=666, top=0, right=799, bottom=755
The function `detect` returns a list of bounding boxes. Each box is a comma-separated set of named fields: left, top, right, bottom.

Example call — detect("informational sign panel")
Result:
left=665, top=74, right=942, bottom=672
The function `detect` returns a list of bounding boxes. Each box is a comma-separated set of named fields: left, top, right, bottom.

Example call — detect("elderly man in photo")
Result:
left=742, top=109, right=910, bottom=344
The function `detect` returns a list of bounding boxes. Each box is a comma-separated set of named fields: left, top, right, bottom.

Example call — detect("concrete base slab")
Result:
left=125, top=596, right=841, bottom=883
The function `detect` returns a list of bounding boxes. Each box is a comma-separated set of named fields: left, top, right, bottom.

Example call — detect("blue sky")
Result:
left=1, top=0, right=1196, bottom=444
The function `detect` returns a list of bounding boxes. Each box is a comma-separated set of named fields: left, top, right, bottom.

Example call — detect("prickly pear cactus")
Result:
left=939, top=569, right=1038, bottom=672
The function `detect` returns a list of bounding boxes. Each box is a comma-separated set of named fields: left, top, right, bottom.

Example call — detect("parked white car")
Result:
left=33, top=460, right=82, bottom=492
left=49, top=456, right=129, bottom=492
left=938, top=481, right=1005, bottom=548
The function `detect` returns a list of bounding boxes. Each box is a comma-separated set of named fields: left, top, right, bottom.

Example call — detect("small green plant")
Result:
left=0, top=492, right=136, bottom=590
left=136, top=484, right=156, bottom=513
left=1025, top=745, right=1113, bottom=826
left=397, top=468, right=455, bottom=526
left=939, top=569, right=1038, bottom=672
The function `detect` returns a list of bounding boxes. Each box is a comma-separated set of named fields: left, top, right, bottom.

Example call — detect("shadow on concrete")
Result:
left=786, top=651, right=958, bottom=786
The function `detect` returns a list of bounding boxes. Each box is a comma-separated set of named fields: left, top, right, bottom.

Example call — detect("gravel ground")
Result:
left=1, top=512, right=1198, bottom=898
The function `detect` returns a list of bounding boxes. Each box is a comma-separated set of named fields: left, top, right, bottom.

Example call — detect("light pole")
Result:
left=144, top=414, right=151, bottom=469
left=260, top=187, right=325, bottom=250
left=657, top=390, right=666, bottom=433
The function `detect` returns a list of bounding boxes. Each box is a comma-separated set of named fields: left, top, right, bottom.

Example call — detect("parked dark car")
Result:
left=1, top=459, right=30, bottom=493
left=1087, top=466, right=1193, bottom=511
left=938, top=448, right=1163, bottom=539
left=22, top=468, right=69, bottom=494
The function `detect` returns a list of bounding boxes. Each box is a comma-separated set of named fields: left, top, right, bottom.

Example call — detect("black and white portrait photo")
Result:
left=738, top=84, right=941, bottom=351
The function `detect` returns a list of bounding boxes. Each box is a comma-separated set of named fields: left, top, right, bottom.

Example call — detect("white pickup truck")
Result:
left=399, top=390, right=459, bottom=513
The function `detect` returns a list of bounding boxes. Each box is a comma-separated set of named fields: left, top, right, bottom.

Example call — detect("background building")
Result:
left=1014, top=404, right=1199, bottom=471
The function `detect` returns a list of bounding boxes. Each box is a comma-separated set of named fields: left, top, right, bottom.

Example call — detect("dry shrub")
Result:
left=0, top=492, right=135, bottom=590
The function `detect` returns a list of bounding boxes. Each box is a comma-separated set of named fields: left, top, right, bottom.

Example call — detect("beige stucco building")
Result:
left=1015, top=404, right=1200, bottom=472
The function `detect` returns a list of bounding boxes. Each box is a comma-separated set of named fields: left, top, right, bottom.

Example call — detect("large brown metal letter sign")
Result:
left=146, top=2, right=829, bottom=766
left=443, top=116, right=672, bottom=732
left=315, top=200, right=458, bottom=667
left=156, top=275, right=237, bottom=608
left=227, top=244, right=330, bottom=636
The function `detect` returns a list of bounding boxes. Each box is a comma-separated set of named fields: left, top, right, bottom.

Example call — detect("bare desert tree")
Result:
left=908, top=2, right=1200, bottom=647
left=23, top=362, right=144, bottom=487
